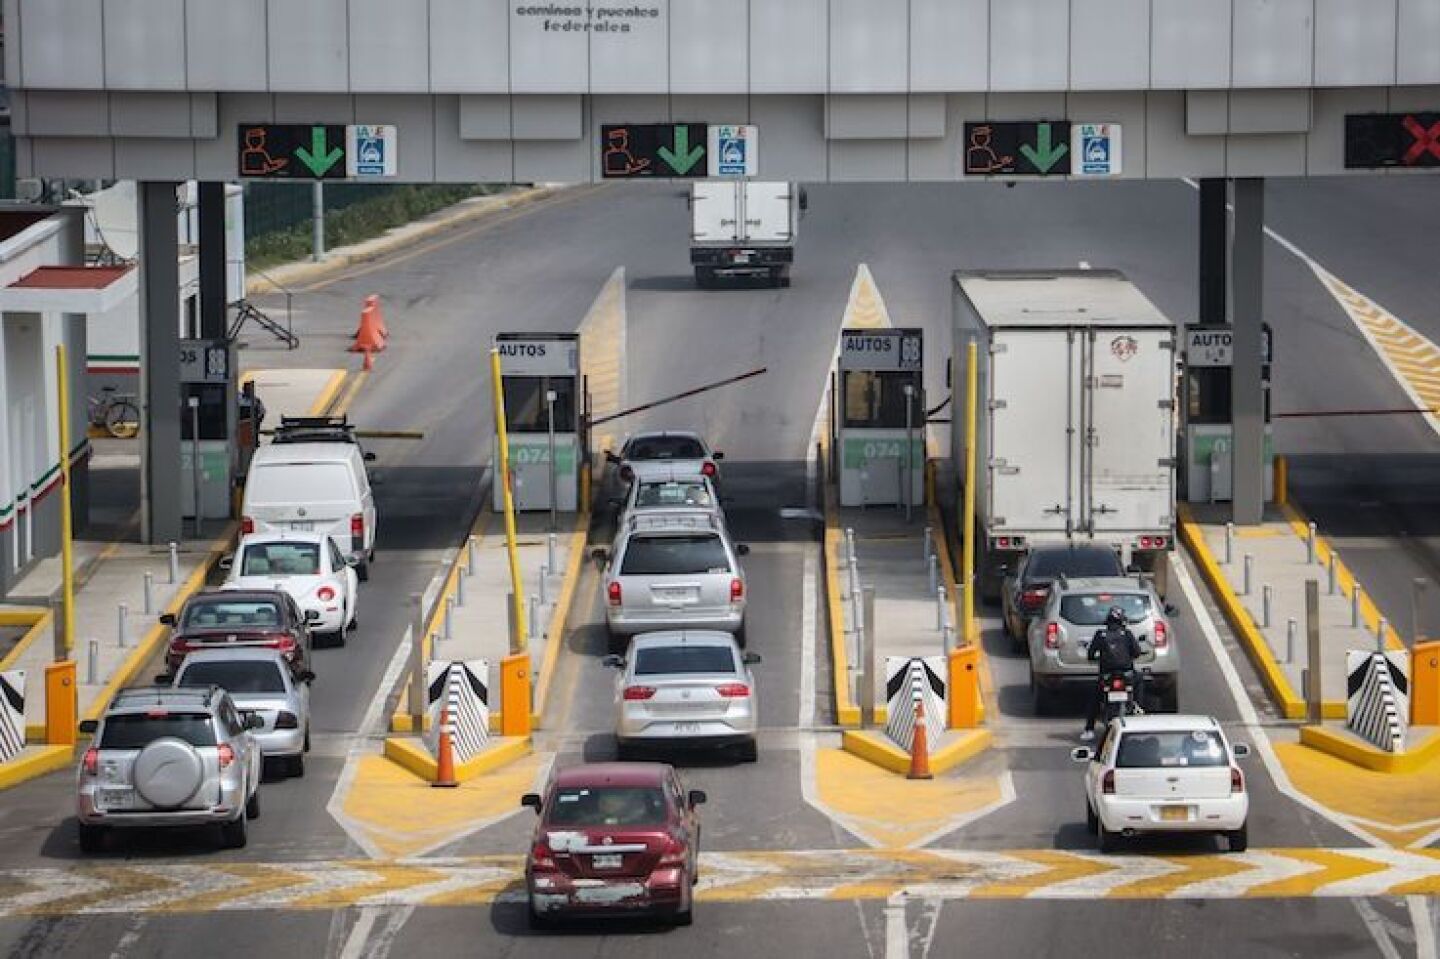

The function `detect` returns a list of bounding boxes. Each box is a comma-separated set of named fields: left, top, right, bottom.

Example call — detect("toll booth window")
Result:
left=842, top=371, right=922, bottom=429
left=1186, top=370, right=1270, bottom=426
left=180, top=384, right=228, bottom=441
left=503, top=376, right=576, bottom=433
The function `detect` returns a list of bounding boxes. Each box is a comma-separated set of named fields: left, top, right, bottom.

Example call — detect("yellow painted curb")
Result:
left=307, top=370, right=349, bottom=417
left=531, top=506, right=591, bottom=727
left=1280, top=501, right=1405, bottom=653
left=0, top=744, right=74, bottom=791
left=841, top=728, right=993, bottom=777
left=822, top=438, right=861, bottom=727
left=0, top=608, right=50, bottom=673
left=1298, top=725, right=1440, bottom=775
left=82, top=525, right=238, bottom=727
left=1178, top=505, right=1308, bottom=720
left=382, top=734, right=531, bottom=784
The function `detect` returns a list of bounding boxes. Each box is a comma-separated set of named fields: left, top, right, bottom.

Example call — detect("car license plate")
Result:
left=1107, top=690, right=1130, bottom=703
left=98, top=788, right=132, bottom=808
left=291, top=521, right=314, bottom=531
left=1160, top=805, right=1191, bottom=822
left=734, top=253, right=751, bottom=264
left=591, top=854, right=623, bottom=870
left=673, top=722, right=702, bottom=734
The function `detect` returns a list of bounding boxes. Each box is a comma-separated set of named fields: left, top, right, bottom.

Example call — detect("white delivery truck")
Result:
left=689, top=181, right=804, bottom=288
left=951, top=270, right=1178, bottom=601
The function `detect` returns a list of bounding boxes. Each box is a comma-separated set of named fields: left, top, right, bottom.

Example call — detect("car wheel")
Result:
left=290, top=753, right=306, bottom=778
left=737, top=738, right=759, bottom=763
left=332, top=629, right=347, bottom=649
left=1085, top=800, right=1098, bottom=834
left=614, top=740, right=635, bottom=762
left=695, top=267, right=715, bottom=289
left=527, top=901, right=556, bottom=931
left=77, top=823, right=106, bottom=854
left=734, top=624, right=747, bottom=649
left=673, top=898, right=694, bottom=927
left=245, top=785, right=261, bottom=820
left=220, top=812, right=249, bottom=849
left=1030, top=668, right=1055, bottom=716
left=304, top=727, right=312, bottom=753
left=1098, top=823, right=1120, bottom=854
left=1227, top=823, right=1249, bottom=853
left=356, top=562, right=370, bottom=583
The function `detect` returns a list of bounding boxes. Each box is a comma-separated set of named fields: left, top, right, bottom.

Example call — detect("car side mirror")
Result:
left=601, top=654, right=625, bottom=669
left=687, top=789, right=707, bottom=808
left=604, top=450, right=620, bottom=465
left=521, top=793, right=543, bottom=813
left=1232, top=743, right=1251, bottom=759
left=300, top=670, right=317, bottom=684
left=154, top=673, right=174, bottom=685
left=711, top=451, right=724, bottom=461
left=243, top=712, right=265, bottom=730
left=1164, top=603, right=1179, bottom=617
left=743, top=651, right=762, bottom=665
left=218, top=555, right=234, bottom=571
left=364, top=451, right=377, bottom=462
left=591, top=547, right=609, bottom=567
left=735, top=544, right=750, bottom=557
left=305, top=609, right=321, bottom=623
left=1070, top=747, right=1093, bottom=763
left=79, top=719, right=99, bottom=735
left=159, top=613, right=177, bottom=626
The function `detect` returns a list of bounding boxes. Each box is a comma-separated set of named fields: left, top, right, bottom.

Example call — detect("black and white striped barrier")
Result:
left=0, top=670, right=25, bottom=763
left=425, top=660, right=490, bottom=763
left=884, top=656, right=945, bottom=752
left=1346, top=649, right=1408, bottom=753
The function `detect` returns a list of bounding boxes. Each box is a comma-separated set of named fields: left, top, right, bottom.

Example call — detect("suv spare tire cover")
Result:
left=133, top=737, right=206, bottom=809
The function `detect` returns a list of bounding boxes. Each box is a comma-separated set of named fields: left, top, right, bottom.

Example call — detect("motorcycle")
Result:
left=1099, top=669, right=1149, bottom=723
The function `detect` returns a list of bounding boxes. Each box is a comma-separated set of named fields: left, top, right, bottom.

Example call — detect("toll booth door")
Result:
left=988, top=331, right=1075, bottom=536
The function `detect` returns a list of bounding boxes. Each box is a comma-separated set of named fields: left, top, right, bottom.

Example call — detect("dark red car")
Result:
left=522, top=762, right=706, bottom=928
left=160, top=589, right=314, bottom=675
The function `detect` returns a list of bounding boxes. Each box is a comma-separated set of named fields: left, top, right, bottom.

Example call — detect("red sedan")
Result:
left=160, top=589, right=314, bottom=675
left=522, top=762, right=706, bottom=928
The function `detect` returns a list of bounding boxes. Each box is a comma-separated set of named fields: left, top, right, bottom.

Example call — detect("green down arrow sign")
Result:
left=1019, top=123, right=1069, bottom=174
left=657, top=127, right=705, bottom=175
left=296, top=126, right=344, bottom=177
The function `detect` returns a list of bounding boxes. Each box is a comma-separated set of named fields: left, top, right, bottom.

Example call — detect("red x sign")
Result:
left=1402, top=115, right=1440, bottom=165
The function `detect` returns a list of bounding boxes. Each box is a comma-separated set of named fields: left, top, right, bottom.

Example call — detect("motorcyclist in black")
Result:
left=1081, top=606, right=1146, bottom=741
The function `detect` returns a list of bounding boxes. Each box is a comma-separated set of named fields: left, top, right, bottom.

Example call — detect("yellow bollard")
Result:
left=499, top=652, right=532, bottom=738
left=1411, top=640, right=1440, bottom=727
left=45, top=659, right=77, bottom=746
left=1274, top=455, right=1289, bottom=507
left=948, top=646, right=981, bottom=729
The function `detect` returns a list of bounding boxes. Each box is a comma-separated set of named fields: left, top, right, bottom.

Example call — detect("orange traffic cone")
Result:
left=432, top=705, right=459, bottom=788
left=349, top=303, right=386, bottom=355
left=907, top=698, right=933, bottom=780
left=366, top=294, right=389, bottom=340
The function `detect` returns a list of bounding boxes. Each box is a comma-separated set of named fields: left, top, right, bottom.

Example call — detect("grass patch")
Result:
left=246, top=184, right=497, bottom=271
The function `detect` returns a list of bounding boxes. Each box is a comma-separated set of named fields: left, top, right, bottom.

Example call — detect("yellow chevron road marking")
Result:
left=842, top=264, right=893, bottom=330
left=1244, top=849, right=1389, bottom=898
left=1106, top=853, right=1254, bottom=899
left=154, top=862, right=314, bottom=914
left=970, top=850, right=1115, bottom=899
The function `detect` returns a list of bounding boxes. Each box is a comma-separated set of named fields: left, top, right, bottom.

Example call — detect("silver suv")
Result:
left=596, top=511, right=750, bottom=647
left=76, top=685, right=265, bottom=852
left=1026, top=576, right=1180, bottom=715
left=615, top=467, right=724, bottom=525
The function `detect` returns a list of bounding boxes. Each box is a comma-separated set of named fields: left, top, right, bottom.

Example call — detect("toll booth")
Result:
left=833, top=327, right=925, bottom=508
left=493, top=332, right=581, bottom=513
left=178, top=338, right=238, bottom=523
left=1181, top=324, right=1275, bottom=503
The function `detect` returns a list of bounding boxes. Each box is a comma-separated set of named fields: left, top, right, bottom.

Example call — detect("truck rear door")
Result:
left=740, top=182, right=793, bottom=243
left=988, top=330, right=1077, bottom=538
left=1081, top=328, right=1175, bottom=536
left=691, top=182, right=738, bottom=243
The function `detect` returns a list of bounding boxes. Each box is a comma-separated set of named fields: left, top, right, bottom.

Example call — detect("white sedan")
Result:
left=1072, top=714, right=1251, bottom=853
left=222, top=531, right=358, bottom=645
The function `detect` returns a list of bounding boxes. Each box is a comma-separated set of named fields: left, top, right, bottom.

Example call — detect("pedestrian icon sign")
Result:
left=708, top=125, right=759, bottom=177
left=346, top=125, right=398, bottom=178
left=1073, top=123, right=1122, bottom=177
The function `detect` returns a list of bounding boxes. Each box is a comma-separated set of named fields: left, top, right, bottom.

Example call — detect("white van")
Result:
left=241, top=419, right=377, bottom=580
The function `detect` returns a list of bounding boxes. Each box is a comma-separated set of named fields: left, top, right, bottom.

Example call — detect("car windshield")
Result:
left=1117, top=731, right=1228, bottom=768
left=620, top=535, right=730, bottom=575
left=1027, top=549, right=1122, bottom=580
left=178, top=660, right=286, bottom=694
left=1061, top=593, right=1151, bottom=626
left=182, top=599, right=283, bottom=630
left=99, top=713, right=217, bottom=749
left=635, top=481, right=712, bottom=509
left=241, top=542, right=320, bottom=576
left=627, top=436, right=705, bottom=460
left=634, top=645, right=736, bottom=675
left=546, top=786, right=668, bottom=826
left=247, top=462, right=354, bottom=504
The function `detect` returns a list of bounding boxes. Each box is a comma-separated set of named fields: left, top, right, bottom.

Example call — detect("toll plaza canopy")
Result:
left=8, top=0, right=1440, bottom=183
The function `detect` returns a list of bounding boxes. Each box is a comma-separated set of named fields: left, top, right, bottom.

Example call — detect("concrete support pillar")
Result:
left=138, top=182, right=183, bottom=544
left=1198, top=178, right=1228, bottom=325
left=197, top=182, right=228, bottom=340
left=1230, top=178, right=1266, bottom=527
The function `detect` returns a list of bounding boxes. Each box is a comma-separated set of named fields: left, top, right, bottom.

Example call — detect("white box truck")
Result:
left=689, top=181, right=804, bottom=288
left=951, top=270, right=1178, bottom=600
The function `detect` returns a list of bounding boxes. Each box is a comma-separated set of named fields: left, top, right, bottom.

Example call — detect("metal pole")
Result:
left=529, top=594, right=540, bottom=640
left=1243, top=554, right=1253, bottom=595
left=86, top=638, right=99, bottom=684
left=1412, top=578, right=1428, bottom=647
left=143, top=571, right=154, bottom=615
left=408, top=593, right=426, bottom=730
left=936, top=586, right=946, bottom=630
left=491, top=349, right=528, bottom=650
left=1378, top=617, right=1389, bottom=651
left=188, top=396, right=202, bottom=538
left=467, top=536, right=477, bottom=576
left=443, top=596, right=454, bottom=641
left=1306, top=522, right=1317, bottom=564
left=1328, top=555, right=1338, bottom=595
left=538, top=565, right=549, bottom=606
left=1224, top=522, right=1234, bottom=565
left=1305, top=580, right=1322, bottom=725
left=311, top=182, right=325, bottom=262
left=168, top=542, right=179, bottom=584
left=455, top=566, right=466, bottom=606
left=927, top=553, right=938, bottom=593
left=117, top=603, right=128, bottom=648
left=903, top=383, right=915, bottom=523
left=962, top=340, right=978, bottom=646
left=1262, top=584, right=1272, bottom=628
left=55, top=345, right=75, bottom=659
left=548, top=532, right=558, bottom=574
left=546, top=388, right=558, bottom=532
left=1286, top=618, right=1297, bottom=664
left=860, top=586, right=877, bottom=726
left=923, top=526, right=933, bottom=562
left=1352, top=584, right=1362, bottom=628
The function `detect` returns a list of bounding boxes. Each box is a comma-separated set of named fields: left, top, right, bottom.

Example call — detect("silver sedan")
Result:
left=604, top=630, right=760, bottom=763
left=172, top=648, right=313, bottom=777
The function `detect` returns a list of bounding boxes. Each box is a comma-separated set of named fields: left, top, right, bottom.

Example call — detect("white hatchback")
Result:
left=221, top=531, right=358, bottom=644
left=1072, top=714, right=1251, bottom=853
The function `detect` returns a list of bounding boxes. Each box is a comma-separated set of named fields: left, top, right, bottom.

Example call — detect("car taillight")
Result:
left=997, top=537, right=1010, bottom=549
left=530, top=838, right=557, bottom=870
left=623, top=685, right=656, bottom=700
left=701, top=461, right=717, bottom=477
left=1153, top=621, right=1168, bottom=648
left=1044, top=622, right=1060, bottom=649
left=1139, top=535, right=1168, bottom=550
left=658, top=833, right=689, bottom=867
left=275, top=711, right=298, bottom=730
left=1231, top=766, right=1245, bottom=793
left=1102, top=769, right=1115, bottom=794
left=1022, top=588, right=1047, bottom=607
left=82, top=747, right=99, bottom=776
left=1110, top=676, right=1127, bottom=691
left=241, top=516, right=254, bottom=534
left=217, top=744, right=236, bottom=769
left=316, top=586, right=336, bottom=602
left=715, top=683, right=750, bottom=697
left=730, top=577, right=744, bottom=602
left=607, top=581, right=622, bottom=606
left=350, top=513, right=364, bottom=549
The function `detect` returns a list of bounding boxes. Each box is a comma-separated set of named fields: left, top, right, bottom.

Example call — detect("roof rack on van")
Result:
left=626, top=511, right=719, bottom=533
left=112, top=685, right=220, bottom=708
left=272, top=415, right=358, bottom=446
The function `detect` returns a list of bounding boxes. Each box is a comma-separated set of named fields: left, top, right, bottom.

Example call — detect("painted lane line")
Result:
left=884, top=892, right=909, bottom=959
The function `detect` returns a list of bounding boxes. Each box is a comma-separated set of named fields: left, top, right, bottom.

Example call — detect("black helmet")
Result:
left=1106, top=606, right=1127, bottom=628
